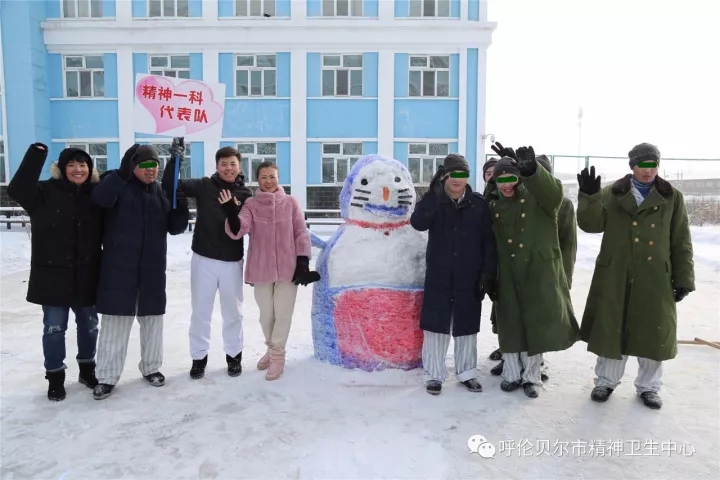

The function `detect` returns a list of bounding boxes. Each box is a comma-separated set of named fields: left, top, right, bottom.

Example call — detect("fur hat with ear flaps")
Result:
left=51, top=147, right=99, bottom=184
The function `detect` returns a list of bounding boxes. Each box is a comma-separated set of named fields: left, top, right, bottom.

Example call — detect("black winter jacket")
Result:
left=410, top=186, right=498, bottom=337
left=7, top=144, right=103, bottom=307
left=162, top=162, right=252, bottom=262
left=92, top=170, right=189, bottom=316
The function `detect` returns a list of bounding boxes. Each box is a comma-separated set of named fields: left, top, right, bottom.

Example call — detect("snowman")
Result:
left=310, top=154, right=428, bottom=371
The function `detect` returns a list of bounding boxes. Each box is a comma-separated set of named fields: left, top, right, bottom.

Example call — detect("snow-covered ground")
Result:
left=1, top=225, right=719, bottom=479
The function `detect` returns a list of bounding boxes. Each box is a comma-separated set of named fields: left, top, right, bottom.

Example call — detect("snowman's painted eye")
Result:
left=394, top=176, right=401, bottom=182
left=361, top=178, right=368, bottom=185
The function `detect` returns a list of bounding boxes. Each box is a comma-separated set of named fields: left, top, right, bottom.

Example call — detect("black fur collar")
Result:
left=611, top=174, right=674, bottom=198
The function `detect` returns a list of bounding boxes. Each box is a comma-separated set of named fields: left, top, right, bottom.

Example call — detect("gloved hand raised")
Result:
left=170, top=137, right=185, bottom=162
left=118, top=143, right=140, bottom=180
left=515, top=146, right=537, bottom=177
left=577, top=166, right=602, bottom=196
left=491, top=142, right=518, bottom=161
left=428, top=166, right=448, bottom=197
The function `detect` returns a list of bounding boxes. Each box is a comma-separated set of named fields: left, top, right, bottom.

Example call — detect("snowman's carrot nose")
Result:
left=383, top=187, right=390, bottom=201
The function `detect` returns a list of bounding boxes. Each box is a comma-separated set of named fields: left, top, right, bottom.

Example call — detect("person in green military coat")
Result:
left=488, top=153, right=577, bottom=380
left=576, top=143, right=695, bottom=410
left=487, top=145, right=580, bottom=398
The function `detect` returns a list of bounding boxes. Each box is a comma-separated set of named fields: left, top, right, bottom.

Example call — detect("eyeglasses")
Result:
left=496, top=175, right=518, bottom=183
left=637, top=161, right=658, bottom=169
left=138, top=160, right=159, bottom=169
left=448, top=171, right=470, bottom=179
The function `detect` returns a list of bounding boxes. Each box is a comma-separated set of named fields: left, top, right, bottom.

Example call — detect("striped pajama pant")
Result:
left=422, top=319, right=478, bottom=383
left=502, top=352, right=543, bottom=385
left=96, top=314, right=164, bottom=385
left=594, top=355, right=663, bottom=394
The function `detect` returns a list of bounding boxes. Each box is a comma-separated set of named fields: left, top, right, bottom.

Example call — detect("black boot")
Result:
left=590, top=386, right=614, bottom=402
left=93, top=383, right=114, bottom=400
left=226, top=352, right=242, bottom=377
left=489, top=348, right=502, bottom=361
left=426, top=380, right=442, bottom=395
left=78, top=361, right=99, bottom=388
left=500, top=380, right=522, bottom=392
left=523, top=382, right=539, bottom=398
left=540, top=361, right=549, bottom=382
left=490, top=359, right=504, bottom=376
left=462, top=378, right=483, bottom=392
left=144, top=372, right=165, bottom=387
left=190, top=356, right=208, bottom=379
left=640, top=391, right=662, bottom=409
left=45, top=371, right=66, bottom=402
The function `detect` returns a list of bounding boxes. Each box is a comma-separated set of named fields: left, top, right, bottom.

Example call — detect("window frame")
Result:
left=62, top=54, right=105, bottom=98
left=407, top=142, right=450, bottom=185
left=235, top=142, right=278, bottom=185
left=408, top=0, right=451, bottom=18
left=65, top=142, right=109, bottom=174
left=148, top=54, right=192, bottom=79
left=61, top=0, right=103, bottom=18
left=143, top=142, right=192, bottom=179
left=234, top=54, right=278, bottom=97
left=320, top=142, right=363, bottom=185
left=321, top=0, right=364, bottom=17
left=321, top=54, right=364, bottom=97
left=408, top=54, right=451, bottom=98
left=0, top=139, right=6, bottom=185
left=148, top=0, right=190, bottom=18
left=234, top=0, right=276, bottom=17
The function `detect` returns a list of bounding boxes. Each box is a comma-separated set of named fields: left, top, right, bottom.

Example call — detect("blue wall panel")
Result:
left=222, top=100, right=291, bottom=137
left=133, top=53, right=149, bottom=77
left=47, top=0, right=61, bottom=18
left=466, top=49, right=479, bottom=173
left=49, top=143, right=66, bottom=169
left=0, top=103, right=3, bottom=135
left=306, top=53, right=321, bottom=97
left=189, top=53, right=203, bottom=80
left=394, top=54, right=408, bottom=97
left=188, top=0, right=202, bottom=17
left=395, top=0, right=460, bottom=17
left=277, top=142, right=291, bottom=184
left=190, top=142, right=204, bottom=178
left=103, top=0, right=117, bottom=17
left=363, top=142, right=378, bottom=155
left=47, top=54, right=63, bottom=98
left=364, top=0, right=379, bottom=17
left=306, top=143, right=321, bottom=184
left=469, top=0, right=480, bottom=20
left=450, top=53, right=459, bottom=97
left=363, top=52, right=378, bottom=97
left=277, top=52, right=291, bottom=97
left=51, top=101, right=119, bottom=138
left=307, top=0, right=321, bottom=16
left=307, top=100, right=378, bottom=138
left=106, top=142, right=120, bottom=170
left=218, top=53, right=235, bottom=94
left=394, top=100, right=458, bottom=138
left=218, top=0, right=234, bottom=16
left=104, top=53, right=118, bottom=97
left=132, top=0, right=145, bottom=17
left=393, top=142, right=408, bottom=165
left=276, top=0, right=291, bottom=16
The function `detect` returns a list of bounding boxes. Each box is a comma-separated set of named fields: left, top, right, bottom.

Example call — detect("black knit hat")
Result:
left=58, top=147, right=93, bottom=175
left=132, top=145, right=160, bottom=165
left=629, top=143, right=660, bottom=168
left=482, top=158, right=498, bottom=177
left=536, top=154, right=552, bottom=173
left=492, top=157, right=521, bottom=180
left=443, top=153, right=470, bottom=173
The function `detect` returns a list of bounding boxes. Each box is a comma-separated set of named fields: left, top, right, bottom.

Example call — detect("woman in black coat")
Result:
left=7, top=143, right=103, bottom=402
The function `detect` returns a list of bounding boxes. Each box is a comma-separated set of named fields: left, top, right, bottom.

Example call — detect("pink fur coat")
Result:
left=225, top=186, right=311, bottom=284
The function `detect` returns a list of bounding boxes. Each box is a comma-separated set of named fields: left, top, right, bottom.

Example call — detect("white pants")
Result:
left=502, top=352, right=543, bottom=385
left=189, top=253, right=244, bottom=360
left=422, top=326, right=478, bottom=382
left=253, top=281, right=299, bottom=353
left=96, top=314, right=163, bottom=385
left=594, top=355, right=663, bottom=393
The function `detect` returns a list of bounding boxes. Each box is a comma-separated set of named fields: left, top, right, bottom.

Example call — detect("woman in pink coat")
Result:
left=222, top=162, right=319, bottom=380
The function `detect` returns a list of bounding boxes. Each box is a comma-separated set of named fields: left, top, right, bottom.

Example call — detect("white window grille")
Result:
left=322, top=0, right=363, bottom=16
left=321, top=143, right=363, bottom=184
left=236, top=143, right=277, bottom=184
left=321, top=55, right=363, bottom=97
left=408, top=55, right=450, bottom=97
left=149, top=0, right=189, bottom=17
left=235, top=55, right=277, bottom=97
left=149, top=55, right=191, bottom=79
left=407, top=143, right=450, bottom=184
left=409, top=0, right=450, bottom=17
left=235, top=0, right=275, bottom=16
left=63, top=55, right=105, bottom=98
left=62, top=0, right=103, bottom=18
left=66, top=143, right=108, bottom=174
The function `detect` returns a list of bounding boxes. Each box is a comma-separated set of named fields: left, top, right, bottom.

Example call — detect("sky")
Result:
left=484, top=0, right=720, bottom=176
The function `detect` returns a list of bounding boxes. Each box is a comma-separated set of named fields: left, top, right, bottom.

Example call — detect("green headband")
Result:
left=138, top=160, right=159, bottom=169
left=496, top=175, right=518, bottom=183
left=637, top=161, right=658, bottom=169
left=448, top=171, right=470, bottom=179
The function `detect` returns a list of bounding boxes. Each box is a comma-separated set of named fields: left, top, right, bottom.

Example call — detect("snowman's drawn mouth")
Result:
left=364, top=204, right=409, bottom=217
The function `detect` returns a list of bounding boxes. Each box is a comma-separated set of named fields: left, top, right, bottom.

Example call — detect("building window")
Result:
left=321, top=55, right=363, bottom=97
left=322, top=0, right=363, bottom=16
left=149, top=0, right=189, bottom=17
left=321, top=143, right=362, bottom=184
left=152, top=143, right=192, bottom=179
left=0, top=141, right=5, bottom=184
left=407, top=143, right=449, bottom=184
left=409, top=0, right=450, bottom=17
left=63, top=0, right=103, bottom=18
left=236, top=143, right=277, bottom=184
left=235, top=0, right=275, bottom=16
left=63, top=55, right=105, bottom=98
left=67, top=143, right=108, bottom=174
left=408, top=55, right=450, bottom=97
left=149, top=55, right=191, bottom=79
left=235, top=55, right=277, bottom=97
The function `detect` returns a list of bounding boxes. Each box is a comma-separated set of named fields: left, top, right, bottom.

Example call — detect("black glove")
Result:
left=428, top=166, right=447, bottom=197
left=118, top=144, right=139, bottom=180
left=674, top=287, right=691, bottom=303
left=515, top=146, right=537, bottom=177
left=292, top=256, right=310, bottom=285
left=298, top=271, right=321, bottom=287
left=577, top=166, right=601, bottom=196
left=170, top=137, right=185, bottom=162
left=490, top=142, right=518, bottom=161
left=476, top=274, right=497, bottom=302
left=175, top=188, right=188, bottom=209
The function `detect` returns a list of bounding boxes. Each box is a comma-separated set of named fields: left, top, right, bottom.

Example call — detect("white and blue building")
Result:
left=0, top=0, right=495, bottom=209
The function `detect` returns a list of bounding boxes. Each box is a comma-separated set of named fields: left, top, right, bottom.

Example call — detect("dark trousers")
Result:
left=42, top=306, right=99, bottom=372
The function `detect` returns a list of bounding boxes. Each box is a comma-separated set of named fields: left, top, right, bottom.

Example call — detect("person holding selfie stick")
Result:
left=577, top=143, right=694, bottom=410
left=487, top=144, right=579, bottom=399
left=410, top=153, right=497, bottom=396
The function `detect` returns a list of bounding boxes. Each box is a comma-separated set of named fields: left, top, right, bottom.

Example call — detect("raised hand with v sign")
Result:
left=490, top=141, right=518, bottom=161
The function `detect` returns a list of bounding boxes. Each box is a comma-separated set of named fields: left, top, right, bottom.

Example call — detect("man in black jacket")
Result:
left=163, top=144, right=252, bottom=379
left=410, top=153, right=498, bottom=396
left=7, top=143, right=103, bottom=401
left=91, top=144, right=189, bottom=400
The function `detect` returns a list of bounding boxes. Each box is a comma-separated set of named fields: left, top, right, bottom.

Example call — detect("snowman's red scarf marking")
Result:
left=345, top=219, right=411, bottom=231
